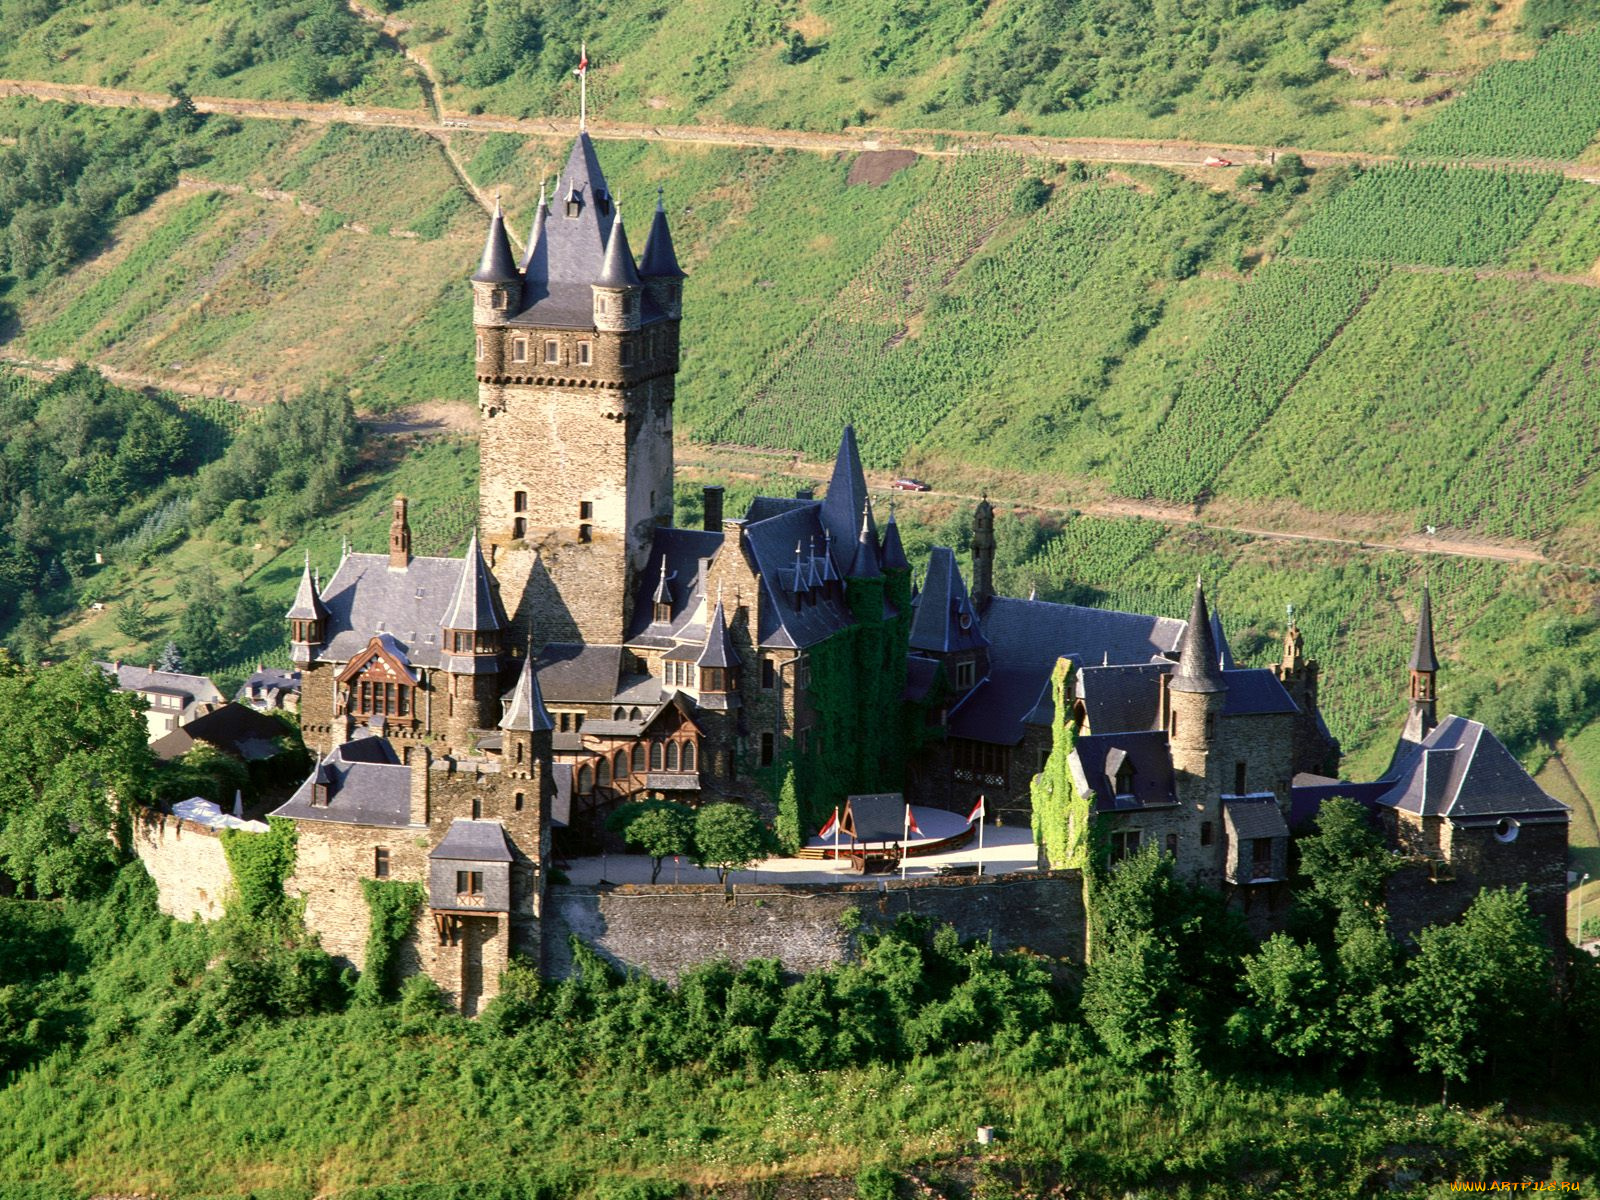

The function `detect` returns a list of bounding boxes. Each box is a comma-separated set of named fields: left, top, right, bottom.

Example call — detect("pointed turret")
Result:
left=597, top=208, right=643, bottom=288
left=971, top=493, right=996, bottom=608
left=1209, top=606, right=1236, bottom=671
left=849, top=500, right=882, bottom=579
left=442, top=532, right=503, bottom=639
left=821, top=426, right=870, bottom=561
left=500, top=656, right=554, bottom=733
left=641, top=188, right=685, bottom=277
left=1170, top=576, right=1227, bottom=694
left=287, top=553, right=328, bottom=665
left=1403, top=586, right=1439, bottom=744
left=519, top=180, right=550, bottom=277
left=1410, top=587, right=1439, bottom=674
left=696, top=601, right=740, bottom=670
left=881, top=508, right=910, bottom=572
left=471, top=197, right=520, bottom=284
left=651, top=559, right=673, bottom=623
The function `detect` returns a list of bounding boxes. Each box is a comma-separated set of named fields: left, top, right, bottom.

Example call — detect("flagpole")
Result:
left=833, top=805, right=840, bottom=870
left=978, top=795, right=985, bottom=877
left=901, top=805, right=909, bottom=880
left=579, top=41, right=587, bottom=131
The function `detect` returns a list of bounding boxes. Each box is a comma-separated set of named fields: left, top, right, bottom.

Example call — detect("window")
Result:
left=633, top=743, right=646, bottom=773
left=514, top=791, right=524, bottom=812
left=614, top=750, right=628, bottom=780
left=471, top=797, right=482, bottom=819
left=475, top=335, right=484, bottom=361
left=683, top=664, right=696, bottom=688
left=351, top=678, right=413, bottom=721
left=579, top=500, right=593, bottom=520
left=760, top=732, right=774, bottom=767
left=620, top=342, right=633, bottom=366
left=1165, top=833, right=1178, bottom=857
left=1114, top=761, right=1135, bottom=797
left=579, top=524, right=592, bottom=543
left=1252, top=837, right=1273, bottom=871
left=559, top=712, right=571, bottom=732
left=514, top=491, right=527, bottom=513
left=614, top=707, right=626, bottom=719
left=1234, top=762, right=1247, bottom=795
left=702, top=667, right=723, bottom=692
left=513, top=517, right=527, bottom=540
left=666, top=741, right=679, bottom=771
left=1109, top=830, right=1142, bottom=865
left=1200, top=821, right=1213, bottom=847
left=374, top=847, right=390, bottom=878
left=574, top=712, right=584, bottom=731
left=597, top=756, right=611, bottom=786
left=597, top=296, right=608, bottom=314
left=577, top=341, right=592, bottom=365
left=456, top=870, right=483, bottom=897
left=544, top=339, right=559, bottom=364
left=515, top=741, right=524, bottom=764
left=682, top=742, right=696, bottom=772
left=578, top=765, right=593, bottom=793
left=955, top=661, right=976, bottom=689
left=1169, top=711, right=1178, bottom=737
left=1204, top=711, right=1216, bottom=740
left=952, top=739, right=1010, bottom=784
left=761, top=658, right=775, bottom=690
left=511, top=338, right=527, bottom=363
left=650, top=742, right=663, bottom=770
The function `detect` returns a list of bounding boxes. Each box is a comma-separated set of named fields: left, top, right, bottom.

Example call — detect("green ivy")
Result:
left=219, top=816, right=297, bottom=923
left=356, top=879, right=425, bottom=1005
left=1030, top=659, right=1089, bottom=870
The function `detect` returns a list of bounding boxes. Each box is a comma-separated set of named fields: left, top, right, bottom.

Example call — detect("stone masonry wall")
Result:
left=543, top=869, right=1086, bottom=982
left=131, top=809, right=235, bottom=922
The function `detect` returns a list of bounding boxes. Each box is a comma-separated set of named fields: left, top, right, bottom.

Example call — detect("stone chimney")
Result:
left=410, top=743, right=431, bottom=827
left=702, top=485, right=724, bottom=532
left=389, top=495, right=412, bottom=570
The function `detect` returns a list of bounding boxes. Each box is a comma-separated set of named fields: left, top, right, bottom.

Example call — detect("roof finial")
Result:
left=539, top=177, right=547, bottom=207
left=656, top=184, right=665, bottom=212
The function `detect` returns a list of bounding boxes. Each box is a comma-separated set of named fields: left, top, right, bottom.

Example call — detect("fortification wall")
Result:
left=543, top=869, right=1085, bottom=982
left=131, top=810, right=233, bottom=922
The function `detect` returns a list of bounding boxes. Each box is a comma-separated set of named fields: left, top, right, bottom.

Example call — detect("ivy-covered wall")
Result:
left=1031, top=658, right=1090, bottom=871
left=776, top=562, right=928, bottom=850
left=356, top=878, right=425, bottom=1004
left=219, top=816, right=298, bottom=922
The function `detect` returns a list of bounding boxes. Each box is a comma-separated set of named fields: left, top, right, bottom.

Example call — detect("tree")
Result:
left=610, top=801, right=696, bottom=884
left=114, top=585, right=155, bottom=644
left=693, top=803, right=773, bottom=883
left=1401, top=886, right=1552, bottom=1103
left=175, top=565, right=225, bottom=671
left=157, top=640, right=184, bottom=673
left=1296, top=796, right=1396, bottom=929
left=0, top=656, right=152, bottom=897
left=1227, top=933, right=1336, bottom=1060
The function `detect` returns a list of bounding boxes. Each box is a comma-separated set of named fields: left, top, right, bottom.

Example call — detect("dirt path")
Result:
left=5, top=76, right=1600, bottom=183
left=1290, top=255, right=1600, bottom=288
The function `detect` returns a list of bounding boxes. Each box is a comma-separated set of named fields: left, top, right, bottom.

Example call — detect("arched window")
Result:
left=515, top=741, right=524, bottom=764
left=666, top=741, right=679, bottom=770
left=614, top=750, right=628, bottom=780
left=597, top=756, right=611, bottom=786
left=630, top=707, right=642, bottom=721
left=633, top=743, right=646, bottom=773
left=682, top=742, right=696, bottom=772
left=650, top=741, right=663, bottom=770
left=578, top=765, right=593, bottom=793
left=614, top=707, right=626, bottom=720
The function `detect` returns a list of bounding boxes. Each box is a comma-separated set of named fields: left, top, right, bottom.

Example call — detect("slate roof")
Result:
left=741, top=500, right=857, bottom=650
left=536, top=644, right=626, bottom=703
left=238, top=667, right=301, bottom=701
left=697, top=601, right=740, bottom=668
left=849, top=502, right=882, bottom=579
left=430, top=819, right=514, bottom=863
left=1224, top=798, right=1289, bottom=840
left=551, top=764, right=572, bottom=828
left=1222, top=669, right=1298, bottom=717
left=639, top=192, right=685, bottom=278
left=1072, top=731, right=1177, bottom=813
left=441, top=532, right=503, bottom=634
left=1074, top=660, right=1296, bottom=737
left=519, top=184, right=549, bottom=275
left=471, top=199, right=520, bottom=284
left=820, top=426, right=871, bottom=565
left=880, top=512, right=909, bottom=572
left=845, top=793, right=908, bottom=842
left=1170, top=579, right=1227, bottom=695
left=1410, top=587, right=1439, bottom=673
left=909, top=547, right=987, bottom=654
left=597, top=210, right=643, bottom=287
left=315, top=552, right=470, bottom=668
left=287, top=557, right=328, bottom=622
left=1374, top=714, right=1568, bottom=825
left=626, top=526, right=724, bottom=644
left=150, top=702, right=289, bottom=763
left=904, top=655, right=940, bottom=703
left=500, top=657, right=554, bottom=732
left=99, top=662, right=224, bottom=709
left=272, top=735, right=412, bottom=828
left=1210, top=607, right=1235, bottom=671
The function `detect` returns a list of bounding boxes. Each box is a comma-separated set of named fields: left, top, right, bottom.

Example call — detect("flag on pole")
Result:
left=574, top=44, right=588, bottom=76
left=819, top=809, right=839, bottom=839
left=965, top=795, right=985, bottom=826
left=905, top=804, right=922, bottom=838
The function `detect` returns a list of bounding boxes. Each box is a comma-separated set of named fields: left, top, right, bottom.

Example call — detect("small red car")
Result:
left=890, top=478, right=931, bottom=492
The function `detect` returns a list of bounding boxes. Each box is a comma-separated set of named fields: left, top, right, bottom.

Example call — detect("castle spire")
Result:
left=849, top=499, right=882, bottom=579
left=1404, top=586, right=1439, bottom=743
left=970, top=492, right=995, bottom=608
left=519, top=180, right=551, bottom=277
left=442, top=530, right=503, bottom=635
left=471, top=196, right=519, bottom=284
left=1170, top=576, right=1227, bottom=694
left=500, top=655, right=554, bottom=733
left=287, top=552, right=327, bottom=623
left=1410, top=586, right=1439, bottom=674
left=597, top=207, right=642, bottom=287
left=639, top=186, right=685, bottom=279
left=880, top=504, right=910, bottom=572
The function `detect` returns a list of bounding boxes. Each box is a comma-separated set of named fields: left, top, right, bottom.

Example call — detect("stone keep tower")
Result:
left=1165, top=577, right=1229, bottom=885
left=473, top=135, right=685, bottom=646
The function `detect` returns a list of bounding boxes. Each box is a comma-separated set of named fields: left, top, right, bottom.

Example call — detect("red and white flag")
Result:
left=904, top=805, right=922, bottom=838
left=819, top=809, right=839, bottom=839
left=574, top=44, right=588, bottom=76
left=965, top=795, right=986, bottom=826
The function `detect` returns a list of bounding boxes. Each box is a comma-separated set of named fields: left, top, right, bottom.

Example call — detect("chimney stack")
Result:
left=410, top=744, right=431, bottom=826
left=389, top=495, right=412, bottom=569
left=702, top=485, right=724, bottom=532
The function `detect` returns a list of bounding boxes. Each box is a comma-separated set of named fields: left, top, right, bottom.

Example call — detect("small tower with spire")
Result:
left=471, top=196, right=521, bottom=328
left=439, top=531, right=507, bottom=751
left=971, top=494, right=996, bottom=610
left=1166, top=576, right=1228, bottom=787
left=287, top=553, right=328, bottom=667
left=639, top=187, right=685, bottom=320
left=1403, top=586, right=1439, bottom=744
left=593, top=209, right=643, bottom=333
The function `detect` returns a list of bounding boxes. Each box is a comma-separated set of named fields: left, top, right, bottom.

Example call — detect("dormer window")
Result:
left=1114, top=761, right=1135, bottom=798
left=596, top=190, right=612, bottom=216
left=654, top=601, right=671, bottom=624
left=312, top=781, right=331, bottom=807
left=955, top=661, right=975, bottom=689
left=565, top=194, right=582, bottom=218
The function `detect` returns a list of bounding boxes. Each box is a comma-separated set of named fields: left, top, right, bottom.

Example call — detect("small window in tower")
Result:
left=760, top=732, right=774, bottom=767
left=513, top=517, right=527, bottom=540
left=514, top=791, right=525, bottom=812
left=956, top=661, right=975, bottom=689
left=579, top=523, right=592, bottom=543
left=471, top=797, right=482, bottom=819
left=598, top=296, right=608, bottom=314
left=1234, top=761, right=1247, bottom=795
left=544, top=339, right=559, bottom=364
left=374, top=847, right=389, bottom=878
left=475, top=335, right=484, bottom=361
left=1204, top=711, right=1216, bottom=740
left=1166, top=833, right=1178, bottom=857
left=761, top=658, right=775, bottom=690
left=511, top=338, right=527, bottom=363
left=1201, top=821, right=1213, bottom=847
left=578, top=341, right=592, bottom=365
left=620, top=342, right=634, bottom=367
left=579, top=500, right=593, bottom=520
left=514, top=491, right=527, bottom=513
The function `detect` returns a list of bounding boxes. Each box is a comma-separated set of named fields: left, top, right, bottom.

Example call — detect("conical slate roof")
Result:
left=639, top=189, right=685, bottom=278
left=441, top=532, right=502, bottom=632
left=652, top=560, right=673, bottom=608
left=471, top=198, right=519, bottom=284
left=536, top=133, right=617, bottom=285
left=1169, top=577, right=1227, bottom=694
left=597, top=209, right=643, bottom=288
left=1410, top=587, right=1439, bottom=673
left=500, top=657, right=554, bottom=732
left=519, top=182, right=550, bottom=276
left=696, top=601, right=740, bottom=668
left=822, top=426, right=870, bottom=565
left=286, top=554, right=328, bottom=621
left=908, top=547, right=986, bottom=654
left=881, top=511, right=909, bottom=572
left=849, top=501, right=882, bottom=579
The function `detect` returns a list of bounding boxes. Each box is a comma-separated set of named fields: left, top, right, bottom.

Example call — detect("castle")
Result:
left=241, top=133, right=1569, bottom=1012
